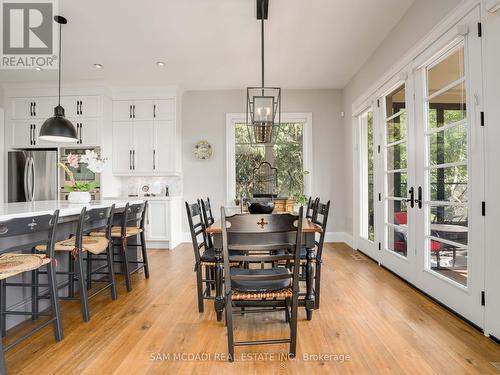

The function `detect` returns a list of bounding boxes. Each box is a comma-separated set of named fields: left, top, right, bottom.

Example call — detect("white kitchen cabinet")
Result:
left=71, top=118, right=99, bottom=146
left=144, top=198, right=182, bottom=248
left=112, top=122, right=134, bottom=173
left=133, top=121, right=155, bottom=172
left=146, top=200, right=170, bottom=240
left=11, top=97, right=56, bottom=119
left=154, top=99, right=175, bottom=121
left=113, top=100, right=134, bottom=121
left=154, top=121, right=176, bottom=173
left=10, top=120, right=39, bottom=148
left=61, top=96, right=99, bottom=118
left=132, top=100, right=155, bottom=121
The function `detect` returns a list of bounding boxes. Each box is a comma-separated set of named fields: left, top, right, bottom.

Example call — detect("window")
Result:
left=226, top=113, right=312, bottom=202
left=359, top=109, right=375, bottom=241
left=235, top=122, right=305, bottom=199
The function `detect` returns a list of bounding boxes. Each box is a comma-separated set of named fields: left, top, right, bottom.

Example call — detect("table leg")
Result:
left=305, top=247, right=315, bottom=320
left=214, top=247, right=224, bottom=322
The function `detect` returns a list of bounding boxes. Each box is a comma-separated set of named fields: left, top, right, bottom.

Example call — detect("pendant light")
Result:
left=39, top=16, right=77, bottom=143
left=246, top=0, right=281, bottom=144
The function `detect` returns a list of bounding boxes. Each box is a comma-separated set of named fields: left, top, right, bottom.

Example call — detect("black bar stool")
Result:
left=0, top=211, right=63, bottom=373
left=34, top=205, right=117, bottom=322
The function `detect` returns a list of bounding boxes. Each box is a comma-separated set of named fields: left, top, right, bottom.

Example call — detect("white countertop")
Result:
left=104, top=196, right=182, bottom=201
left=0, top=199, right=144, bottom=221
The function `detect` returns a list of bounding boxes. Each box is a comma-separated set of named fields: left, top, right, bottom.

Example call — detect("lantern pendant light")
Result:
left=246, top=0, right=281, bottom=145
left=39, top=15, right=78, bottom=143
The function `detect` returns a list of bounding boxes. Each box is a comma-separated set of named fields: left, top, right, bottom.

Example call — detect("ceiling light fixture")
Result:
left=246, top=0, right=281, bottom=145
left=156, top=61, right=166, bottom=67
left=34, top=67, right=42, bottom=71
left=93, top=63, right=103, bottom=69
left=39, top=16, right=78, bottom=143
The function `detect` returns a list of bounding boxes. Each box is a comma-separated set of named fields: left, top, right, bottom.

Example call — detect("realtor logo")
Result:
left=1, top=0, right=58, bottom=69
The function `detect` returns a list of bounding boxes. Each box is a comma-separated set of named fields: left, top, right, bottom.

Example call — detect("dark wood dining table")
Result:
left=206, top=216, right=322, bottom=321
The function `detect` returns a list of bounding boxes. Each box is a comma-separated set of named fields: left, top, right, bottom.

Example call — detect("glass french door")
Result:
left=413, top=7, right=484, bottom=326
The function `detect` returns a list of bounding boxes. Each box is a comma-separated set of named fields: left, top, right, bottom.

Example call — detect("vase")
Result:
left=68, top=191, right=91, bottom=204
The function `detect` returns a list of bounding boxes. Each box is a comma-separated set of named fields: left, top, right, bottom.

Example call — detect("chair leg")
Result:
left=31, top=268, right=39, bottom=320
left=289, top=293, right=299, bottom=358
left=74, top=254, right=90, bottom=322
left=120, top=240, right=133, bottom=292
left=210, top=267, right=216, bottom=290
left=196, top=265, right=204, bottom=313
left=86, top=252, right=92, bottom=290
left=140, top=232, right=150, bottom=279
left=225, top=296, right=235, bottom=362
left=205, top=266, right=211, bottom=297
left=106, top=245, right=118, bottom=300
left=314, top=262, right=322, bottom=310
left=0, top=280, right=6, bottom=338
left=68, top=253, right=75, bottom=298
left=46, top=261, right=64, bottom=341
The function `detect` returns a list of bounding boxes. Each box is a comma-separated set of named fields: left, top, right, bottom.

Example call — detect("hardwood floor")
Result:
left=5, top=243, right=500, bottom=374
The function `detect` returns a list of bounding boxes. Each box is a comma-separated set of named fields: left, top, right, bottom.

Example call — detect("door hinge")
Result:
left=378, top=193, right=381, bottom=201
left=480, top=111, right=485, bottom=126
left=378, top=242, right=381, bottom=251
left=478, top=22, right=482, bottom=37
left=482, top=201, right=486, bottom=216
left=481, top=291, right=485, bottom=306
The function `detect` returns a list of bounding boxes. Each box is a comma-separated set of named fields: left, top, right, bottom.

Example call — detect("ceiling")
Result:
left=0, top=0, right=414, bottom=90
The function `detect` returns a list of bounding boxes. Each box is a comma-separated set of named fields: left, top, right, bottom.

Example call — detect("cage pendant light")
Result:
left=39, top=15, right=77, bottom=143
left=246, top=0, right=281, bottom=145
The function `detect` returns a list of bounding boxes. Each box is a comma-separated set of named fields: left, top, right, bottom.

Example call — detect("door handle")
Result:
left=80, top=100, right=83, bottom=115
left=133, top=105, right=136, bottom=118
left=153, top=104, right=156, bottom=118
left=133, top=150, right=136, bottom=170
left=405, top=187, right=415, bottom=208
left=30, top=102, right=33, bottom=116
left=153, top=149, right=156, bottom=170
left=33, top=124, right=36, bottom=145
left=30, top=156, right=36, bottom=201
left=24, top=155, right=30, bottom=200
left=77, top=101, right=81, bottom=115
left=129, top=150, right=132, bottom=170
left=33, top=102, right=36, bottom=116
left=415, top=186, right=423, bottom=209
left=29, top=124, right=33, bottom=145
left=79, top=123, right=83, bottom=144
left=129, top=105, right=132, bottom=119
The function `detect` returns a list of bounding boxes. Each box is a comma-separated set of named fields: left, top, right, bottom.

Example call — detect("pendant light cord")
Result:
left=58, top=22, right=62, bottom=106
left=261, top=0, right=265, bottom=94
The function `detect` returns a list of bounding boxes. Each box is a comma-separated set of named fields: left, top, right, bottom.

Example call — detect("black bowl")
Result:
left=248, top=202, right=275, bottom=214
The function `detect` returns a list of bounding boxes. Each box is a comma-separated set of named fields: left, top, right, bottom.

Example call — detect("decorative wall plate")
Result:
left=194, top=140, right=213, bottom=160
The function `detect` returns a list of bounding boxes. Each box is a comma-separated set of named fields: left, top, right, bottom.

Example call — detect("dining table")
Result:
left=206, top=215, right=322, bottom=321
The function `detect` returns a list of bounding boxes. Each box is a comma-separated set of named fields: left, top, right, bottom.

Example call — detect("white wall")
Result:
left=181, top=89, right=345, bottom=235
left=341, top=0, right=462, bottom=235
left=0, top=87, right=4, bottom=203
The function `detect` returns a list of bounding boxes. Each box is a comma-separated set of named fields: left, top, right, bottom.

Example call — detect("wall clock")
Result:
left=194, top=140, right=213, bottom=160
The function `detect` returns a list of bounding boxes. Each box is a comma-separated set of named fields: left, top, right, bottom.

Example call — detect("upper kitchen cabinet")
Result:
left=113, top=99, right=175, bottom=121
left=60, top=96, right=100, bottom=118
left=11, top=97, right=57, bottom=119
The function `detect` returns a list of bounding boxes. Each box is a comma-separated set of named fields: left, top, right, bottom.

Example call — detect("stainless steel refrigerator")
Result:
left=8, top=150, right=58, bottom=202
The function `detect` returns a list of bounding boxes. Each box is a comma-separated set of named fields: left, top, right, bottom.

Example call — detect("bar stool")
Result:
left=0, top=211, right=63, bottom=373
left=91, top=202, right=149, bottom=292
left=34, top=205, right=117, bottom=322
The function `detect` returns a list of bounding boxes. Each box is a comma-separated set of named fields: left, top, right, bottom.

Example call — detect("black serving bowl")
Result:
left=248, top=202, right=275, bottom=214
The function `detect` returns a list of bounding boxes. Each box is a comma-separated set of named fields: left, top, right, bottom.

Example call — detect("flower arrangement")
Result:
left=59, top=150, right=106, bottom=193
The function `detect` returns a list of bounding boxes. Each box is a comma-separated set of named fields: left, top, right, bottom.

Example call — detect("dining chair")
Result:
left=221, top=207, right=304, bottom=360
left=91, top=202, right=149, bottom=292
left=35, top=206, right=117, bottom=322
left=199, top=197, right=215, bottom=248
left=311, top=200, right=330, bottom=309
left=305, top=197, right=319, bottom=220
left=0, top=211, right=63, bottom=373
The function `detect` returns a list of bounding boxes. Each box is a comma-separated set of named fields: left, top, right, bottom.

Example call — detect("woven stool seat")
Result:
left=36, top=236, right=109, bottom=255
left=231, top=288, right=293, bottom=301
left=0, top=254, right=51, bottom=280
left=90, top=226, right=143, bottom=238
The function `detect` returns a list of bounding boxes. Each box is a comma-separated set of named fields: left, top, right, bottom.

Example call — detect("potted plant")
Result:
left=59, top=150, right=106, bottom=204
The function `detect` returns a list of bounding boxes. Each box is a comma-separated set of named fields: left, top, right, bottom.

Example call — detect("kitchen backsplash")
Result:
left=120, top=176, right=182, bottom=197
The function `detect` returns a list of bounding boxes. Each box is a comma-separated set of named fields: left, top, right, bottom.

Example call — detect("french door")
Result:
left=356, top=7, right=484, bottom=326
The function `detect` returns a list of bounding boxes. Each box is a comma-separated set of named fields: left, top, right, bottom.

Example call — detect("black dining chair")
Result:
left=91, top=202, right=149, bottom=292
left=305, top=197, right=319, bottom=220
left=0, top=211, right=63, bottom=373
left=34, top=205, right=117, bottom=322
left=221, top=207, right=304, bottom=360
left=311, top=200, right=330, bottom=309
left=199, top=197, right=215, bottom=248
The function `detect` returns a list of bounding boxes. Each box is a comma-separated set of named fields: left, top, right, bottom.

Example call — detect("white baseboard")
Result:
left=181, top=231, right=354, bottom=247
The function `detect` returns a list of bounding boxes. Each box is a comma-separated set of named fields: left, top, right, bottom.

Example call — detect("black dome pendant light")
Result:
left=39, top=15, right=78, bottom=143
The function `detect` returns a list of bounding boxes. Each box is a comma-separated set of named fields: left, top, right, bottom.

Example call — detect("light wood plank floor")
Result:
left=5, top=243, right=500, bottom=374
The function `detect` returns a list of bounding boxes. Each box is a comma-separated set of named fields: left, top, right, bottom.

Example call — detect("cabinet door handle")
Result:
left=129, top=150, right=132, bottom=170
left=153, top=104, right=156, bottom=118
left=133, top=150, right=136, bottom=170
left=129, top=105, right=132, bottom=119
left=153, top=149, right=156, bottom=170
left=80, top=100, right=83, bottom=115
left=30, top=124, right=33, bottom=145
left=30, top=102, right=33, bottom=116
left=79, top=123, right=83, bottom=144
left=133, top=105, right=136, bottom=118
left=33, top=102, right=36, bottom=117
left=33, top=124, right=36, bottom=145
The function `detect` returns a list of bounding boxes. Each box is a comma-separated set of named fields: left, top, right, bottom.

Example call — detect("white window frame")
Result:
left=225, top=113, right=313, bottom=203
